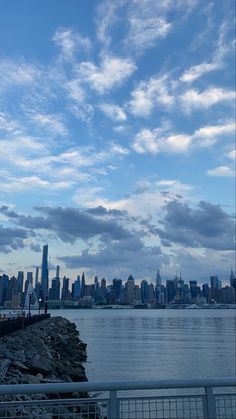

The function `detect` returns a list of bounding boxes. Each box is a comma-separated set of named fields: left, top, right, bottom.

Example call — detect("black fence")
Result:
left=0, top=313, right=50, bottom=338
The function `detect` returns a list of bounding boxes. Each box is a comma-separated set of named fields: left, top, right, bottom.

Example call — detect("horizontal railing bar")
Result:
left=0, top=398, right=108, bottom=407
left=0, top=377, right=235, bottom=395
left=116, top=394, right=206, bottom=400
left=0, top=394, right=208, bottom=406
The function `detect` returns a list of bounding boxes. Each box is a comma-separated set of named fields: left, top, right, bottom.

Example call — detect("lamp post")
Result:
left=28, top=291, right=32, bottom=317
left=44, top=296, right=48, bottom=315
left=38, top=298, right=42, bottom=315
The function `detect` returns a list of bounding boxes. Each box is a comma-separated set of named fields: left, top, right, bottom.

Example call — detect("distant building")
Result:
left=202, top=283, right=209, bottom=302
left=49, top=277, right=61, bottom=300
left=41, top=244, right=49, bottom=299
left=72, top=275, right=81, bottom=299
left=35, top=267, right=39, bottom=287
left=24, top=272, right=33, bottom=294
left=166, top=280, right=175, bottom=303
left=230, top=269, right=236, bottom=291
left=94, top=275, right=99, bottom=289
left=126, top=275, right=135, bottom=304
left=155, top=270, right=162, bottom=304
left=141, top=280, right=149, bottom=303
left=80, top=272, right=86, bottom=298
left=112, top=278, right=122, bottom=301
left=210, top=275, right=222, bottom=301
left=17, top=271, right=24, bottom=293
left=61, top=276, right=70, bottom=300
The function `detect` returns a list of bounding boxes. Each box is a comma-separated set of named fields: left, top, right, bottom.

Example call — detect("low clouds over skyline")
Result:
left=0, top=196, right=234, bottom=281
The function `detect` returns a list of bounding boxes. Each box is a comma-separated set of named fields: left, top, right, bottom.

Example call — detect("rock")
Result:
left=21, top=373, right=42, bottom=384
left=0, top=315, right=91, bottom=418
left=28, top=355, right=54, bottom=375
left=11, top=360, right=28, bottom=371
left=0, top=316, right=88, bottom=395
left=0, top=359, right=10, bottom=381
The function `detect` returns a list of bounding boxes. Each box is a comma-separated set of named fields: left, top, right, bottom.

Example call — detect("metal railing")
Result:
left=0, top=377, right=235, bottom=418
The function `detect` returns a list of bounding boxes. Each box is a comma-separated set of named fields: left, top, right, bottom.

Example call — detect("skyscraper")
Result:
left=72, top=275, right=81, bottom=299
left=126, top=275, right=135, bottom=304
left=62, top=276, right=69, bottom=300
left=41, top=244, right=49, bottom=299
left=230, top=269, right=236, bottom=290
left=141, top=280, right=149, bottom=303
left=35, top=267, right=39, bottom=286
left=80, top=272, right=86, bottom=298
left=56, top=265, right=60, bottom=279
left=24, top=272, right=33, bottom=295
left=155, top=269, right=162, bottom=304
left=17, top=271, right=24, bottom=293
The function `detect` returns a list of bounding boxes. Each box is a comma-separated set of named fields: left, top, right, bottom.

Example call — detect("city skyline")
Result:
left=1, top=260, right=235, bottom=308
left=0, top=1, right=235, bottom=281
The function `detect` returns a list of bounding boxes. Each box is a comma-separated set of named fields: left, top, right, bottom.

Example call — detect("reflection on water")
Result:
left=50, top=309, right=236, bottom=381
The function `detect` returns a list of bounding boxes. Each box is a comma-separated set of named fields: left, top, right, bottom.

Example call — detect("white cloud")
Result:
left=164, top=135, right=192, bottom=153
left=180, top=62, right=220, bottom=83
left=0, top=59, right=41, bottom=91
left=66, top=80, right=85, bottom=103
left=110, top=143, right=130, bottom=155
left=99, top=103, right=127, bottom=121
left=206, top=166, right=234, bottom=177
left=69, top=103, right=94, bottom=123
left=179, top=21, right=234, bottom=84
left=30, top=113, right=68, bottom=136
left=77, top=55, right=136, bottom=93
left=53, top=28, right=91, bottom=58
left=127, top=17, right=171, bottom=52
left=180, top=87, right=235, bottom=110
left=133, top=129, right=192, bottom=155
left=129, top=76, right=174, bottom=117
left=0, top=136, right=47, bottom=163
left=133, top=129, right=160, bottom=154
left=96, top=0, right=124, bottom=47
left=82, top=177, right=194, bottom=219
left=132, top=121, right=234, bottom=155
left=193, top=122, right=235, bottom=147
left=73, top=186, right=105, bottom=206
left=113, top=125, right=126, bottom=133
left=194, top=122, right=235, bottom=139
left=227, top=149, right=236, bottom=161
left=0, top=174, right=74, bottom=192
left=0, top=112, right=21, bottom=134
left=96, top=0, right=197, bottom=55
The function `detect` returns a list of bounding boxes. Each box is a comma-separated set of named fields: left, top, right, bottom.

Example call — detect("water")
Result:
left=50, top=308, right=236, bottom=381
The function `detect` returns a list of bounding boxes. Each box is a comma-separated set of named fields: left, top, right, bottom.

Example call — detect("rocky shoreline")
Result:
left=0, top=316, right=88, bottom=401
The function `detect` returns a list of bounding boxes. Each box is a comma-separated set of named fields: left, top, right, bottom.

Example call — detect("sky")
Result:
left=0, top=0, right=235, bottom=284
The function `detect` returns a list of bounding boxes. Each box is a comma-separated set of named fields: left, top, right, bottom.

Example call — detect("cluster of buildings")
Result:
left=0, top=245, right=236, bottom=309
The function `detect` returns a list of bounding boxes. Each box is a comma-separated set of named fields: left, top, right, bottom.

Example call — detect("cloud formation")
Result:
left=0, top=206, right=133, bottom=244
left=155, top=200, right=234, bottom=251
left=53, top=28, right=91, bottom=58
left=0, top=225, right=28, bottom=253
left=77, top=55, right=136, bottom=93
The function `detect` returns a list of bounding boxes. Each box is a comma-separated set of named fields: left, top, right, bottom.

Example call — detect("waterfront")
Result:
left=50, top=308, right=236, bottom=382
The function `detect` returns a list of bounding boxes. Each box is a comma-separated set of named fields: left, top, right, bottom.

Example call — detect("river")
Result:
left=50, top=308, right=236, bottom=381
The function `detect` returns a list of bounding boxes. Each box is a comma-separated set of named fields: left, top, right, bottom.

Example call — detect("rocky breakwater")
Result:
left=0, top=316, right=89, bottom=404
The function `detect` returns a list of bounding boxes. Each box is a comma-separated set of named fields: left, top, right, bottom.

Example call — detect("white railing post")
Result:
left=109, top=390, right=119, bottom=419
left=205, top=387, right=217, bottom=419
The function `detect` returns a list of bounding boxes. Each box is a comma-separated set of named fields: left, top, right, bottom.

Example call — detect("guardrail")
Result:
left=0, top=377, right=235, bottom=418
left=0, top=313, right=50, bottom=338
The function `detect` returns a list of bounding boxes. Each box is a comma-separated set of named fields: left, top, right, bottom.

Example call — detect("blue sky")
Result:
left=0, top=0, right=235, bottom=284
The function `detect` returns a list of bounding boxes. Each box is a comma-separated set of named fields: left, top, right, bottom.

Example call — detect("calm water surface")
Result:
left=51, top=309, right=236, bottom=381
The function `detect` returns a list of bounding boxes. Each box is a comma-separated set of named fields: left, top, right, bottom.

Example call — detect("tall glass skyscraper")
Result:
left=41, top=244, right=49, bottom=299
